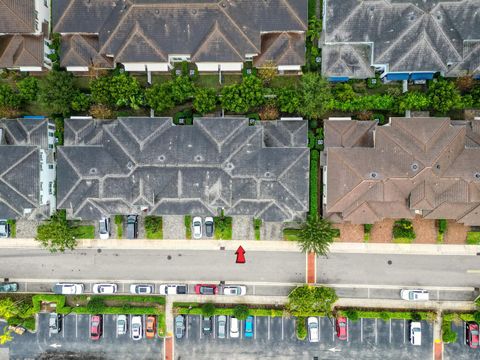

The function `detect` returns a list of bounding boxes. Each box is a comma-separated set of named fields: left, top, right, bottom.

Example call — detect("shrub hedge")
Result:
left=296, top=317, right=307, bottom=340
left=309, top=150, right=319, bottom=217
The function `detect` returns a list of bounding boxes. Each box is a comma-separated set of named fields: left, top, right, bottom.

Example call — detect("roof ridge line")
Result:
left=280, top=0, right=307, bottom=29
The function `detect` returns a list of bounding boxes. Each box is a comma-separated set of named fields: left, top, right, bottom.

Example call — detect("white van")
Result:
left=400, top=289, right=429, bottom=301
left=410, top=321, right=422, bottom=346
left=229, top=317, right=239, bottom=338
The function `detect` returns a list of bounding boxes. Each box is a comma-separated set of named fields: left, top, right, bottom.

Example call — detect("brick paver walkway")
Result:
left=307, top=252, right=316, bottom=284
left=333, top=223, right=364, bottom=242
left=164, top=337, right=173, bottom=360
left=444, top=220, right=469, bottom=244
left=412, top=217, right=437, bottom=244
left=370, top=219, right=394, bottom=243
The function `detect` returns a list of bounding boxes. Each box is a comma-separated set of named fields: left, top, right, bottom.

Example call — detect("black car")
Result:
left=204, top=217, right=214, bottom=237
left=202, top=316, right=212, bottom=335
left=126, top=215, right=138, bottom=239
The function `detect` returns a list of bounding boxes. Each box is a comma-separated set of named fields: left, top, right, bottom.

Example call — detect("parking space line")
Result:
left=102, top=315, right=105, bottom=339
left=240, top=320, right=243, bottom=339
left=281, top=317, right=284, bottom=340
left=463, top=321, right=466, bottom=344
left=122, top=283, right=125, bottom=293
left=199, top=316, right=202, bottom=340
left=24, top=282, right=28, bottom=292
left=62, top=316, right=65, bottom=338
left=375, top=318, right=378, bottom=344
left=367, top=287, right=370, bottom=298
left=318, top=317, right=321, bottom=340
left=185, top=315, right=189, bottom=339
left=403, top=319, right=406, bottom=344
left=88, top=315, right=91, bottom=340
left=360, top=318, right=363, bottom=343
left=346, top=318, right=349, bottom=342
left=389, top=319, right=392, bottom=343
left=75, top=314, right=78, bottom=338
left=254, top=316, right=257, bottom=340
left=129, top=315, right=132, bottom=338
left=267, top=317, right=271, bottom=340
left=252, top=285, right=256, bottom=295
left=116, top=315, right=118, bottom=339
left=213, top=315, right=216, bottom=339
left=332, top=318, right=335, bottom=342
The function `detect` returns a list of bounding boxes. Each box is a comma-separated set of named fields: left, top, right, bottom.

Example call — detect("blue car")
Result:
left=244, top=316, right=254, bottom=338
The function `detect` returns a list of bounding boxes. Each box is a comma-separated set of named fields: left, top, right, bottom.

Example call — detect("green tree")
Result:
left=71, top=92, right=91, bottom=112
left=307, top=17, right=322, bottom=42
left=275, top=87, right=301, bottom=114
left=145, top=82, right=175, bottom=114
left=17, top=76, right=38, bottom=102
left=36, top=211, right=77, bottom=253
left=87, top=297, right=106, bottom=313
left=221, top=76, right=265, bottom=113
left=233, top=305, right=250, bottom=320
left=201, top=302, right=216, bottom=317
left=90, top=73, right=144, bottom=109
left=0, top=329, right=12, bottom=345
left=0, top=83, right=21, bottom=109
left=332, top=83, right=356, bottom=102
left=471, top=85, right=480, bottom=107
left=299, top=73, right=333, bottom=119
left=171, top=76, right=195, bottom=104
left=193, top=87, right=217, bottom=114
left=38, top=71, right=77, bottom=116
left=344, top=309, right=359, bottom=322
left=297, top=216, right=336, bottom=256
left=427, top=78, right=462, bottom=114
left=286, top=285, right=338, bottom=316
left=397, top=91, right=430, bottom=112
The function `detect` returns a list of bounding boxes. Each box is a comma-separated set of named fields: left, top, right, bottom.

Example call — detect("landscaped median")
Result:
left=174, top=302, right=285, bottom=318
left=442, top=312, right=480, bottom=343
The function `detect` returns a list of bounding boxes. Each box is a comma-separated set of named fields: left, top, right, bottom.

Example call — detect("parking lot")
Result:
left=4, top=313, right=163, bottom=360
left=175, top=315, right=433, bottom=360
left=444, top=321, right=480, bottom=360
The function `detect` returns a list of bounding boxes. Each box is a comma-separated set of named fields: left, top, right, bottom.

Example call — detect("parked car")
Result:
left=99, top=217, right=110, bottom=240
left=53, top=283, right=84, bottom=295
left=130, top=284, right=154, bottom=294
left=202, top=316, right=212, bottom=335
left=223, top=285, right=247, bottom=296
left=0, top=219, right=10, bottom=238
left=336, top=317, right=347, bottom=340
left=217, top=315, right=227, bottom=339
left=204, top=217, right=214, bottom=237
left=466, top=322, right=479, bottom=349
left=90, top=315, right=102, bottom=340
left=116, top=315, right=127, bottom=336
left=229, top=316, right=239, bottom=338
left=49, top=313, right=62, bottom=334
left=159, top=284, right=187, bottom=295
left=175, top=315, right=185, bottom=339
left=93, top=283, right=117, bottom=294
left=307, top=317, right=319, bottom=343
left=400, top=289, right=429, bottom=301
left=0, top=282, right=18, bottom=292
left=126, top=215, right=138, bottom=239
left=146, top=316, right=156, bottom=339
left=244, top=316, right=254, bottom=338
left=410, top=321, right=422, bottom=346
left=131, top=315, right=143, bottom=341
left=193, top=216, right=202, bottom=239
left=194, top=284, right=218, bottom=295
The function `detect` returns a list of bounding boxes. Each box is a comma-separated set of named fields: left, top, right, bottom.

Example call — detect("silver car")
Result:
left=192, top=217, right=202, bottom=239
left=175, top=315, right=185, bottom=339
left=116, top=315, right=127, bottom=336
left=0, top=219, right=10, bottom=238
left=217, top=315, right=227, bottom=339
left=131, top=316, right=142, bottom=341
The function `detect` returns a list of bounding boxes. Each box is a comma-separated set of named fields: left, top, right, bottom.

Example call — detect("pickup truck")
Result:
left=159, top=284, right=188, bottom=295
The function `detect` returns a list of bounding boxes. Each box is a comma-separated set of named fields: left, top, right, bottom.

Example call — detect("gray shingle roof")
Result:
left=53, top=0, right=307, bottom=68
left=322, top=0, right=480, bottom=78
left=57, top=117, right=309, bottom=222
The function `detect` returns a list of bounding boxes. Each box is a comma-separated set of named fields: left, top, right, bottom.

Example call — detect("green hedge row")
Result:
left=337, top=309, right=435, bottom=321
left=309, top=150, right=319, bottom=217
left=174, top=303, right=285, bottom=318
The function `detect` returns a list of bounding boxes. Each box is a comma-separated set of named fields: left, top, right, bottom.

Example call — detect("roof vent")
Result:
left=89, top=168, right=97, bottom=175
left=127, top=161, right=134, bottom=170
left=369, top=171, right=379, bottom=179
left=436, top=164, right=441, bottom=170
left=224, top=162, right=234, bottom=171
left=158, top=155, right=166, bottom=162
left=264, top=171, right=272, bottom=178
left=474, top=172, right=480, bottom=180
left=194, top=155, right=203, bottom=162
left=155, top=9, right=159, bottom=15
left=411, top=163, right=419, bottom=172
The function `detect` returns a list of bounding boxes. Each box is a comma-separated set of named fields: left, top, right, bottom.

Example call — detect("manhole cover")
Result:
left=387, top=260, right=392, bottom=265
left=167, top=255, right=172, bottom=260
left=97, top=249, right=102, bottom=253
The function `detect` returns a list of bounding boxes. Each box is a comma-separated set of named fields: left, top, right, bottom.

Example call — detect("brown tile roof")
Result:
left=324, top=118, right=480, bottom=226
left=0, top=35, right=43, bottom=68
left=0, top=0, right=35, bottom=33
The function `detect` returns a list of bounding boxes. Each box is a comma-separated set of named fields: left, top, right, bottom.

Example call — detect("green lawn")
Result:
left=253, top=218, right=262, bottom=241
left=145, top=216, right=163, bottom=239
left=214, top=216, right=232, bottom=240
left=467, top=231, right=480, bottom=245
left=283, top=228, right=301, bottom=241
left=185, top=216, right=192, bottom=239
left=392, top=237, right=414, bottom=244
left=114, top=215, right=123, bottom=239
left=270, top=76, right=301, bottom=88
left=72, top=225, right=95, bottom=239
left=7, top=219, right=16, bottom=238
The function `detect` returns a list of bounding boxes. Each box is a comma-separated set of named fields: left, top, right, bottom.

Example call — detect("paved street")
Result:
left=175, top=315, right=433, bottom=360
left=1, top=313, right=163, bottom=360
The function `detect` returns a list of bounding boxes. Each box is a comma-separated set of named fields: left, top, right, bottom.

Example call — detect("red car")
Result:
left=466, top=322, right=479, bottom=348
left=146, top=315, right=156, bottom=339
left=194, top=284, right=218, bottom=295
left=336, top=317, right=347, bottom=340
left=90, top=315, right=102, bottom=340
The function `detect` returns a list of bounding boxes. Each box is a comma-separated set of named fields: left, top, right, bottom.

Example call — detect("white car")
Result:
left=222, top=285, right=247, bottom=296
left=400, top=289, right=429, bottom=301
left=99, top=217, right=110, bottom=240
left=229, top=317, right=239, bottom=338
left=131, top=315, right=142, bottom=340
left=307, top=317, right=319, bottom=343
left=93, top=283, right=118, bottom=294
left=129, top=284, right=154, bottom=294
left=53, top=283, right=84, bottom=295
left=159, top=284, right=188, bottom=295
left=410, top=321, right=422, bottom=346
left=192, top=216, right=202, bottom=239
left=116, top=315, right=127, bottom=336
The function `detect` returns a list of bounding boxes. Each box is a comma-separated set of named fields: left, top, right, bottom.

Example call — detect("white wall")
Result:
left=34, top=0, right=50, bottom=34
left=196, top=62, right=243, bottom=72
left=123, top=63, right=170, bottom=72
left=278, top=65, right=301, bottom=71
left=66, top=66, right=89, bottom=72
left=19, top=66, right=43, bottom=72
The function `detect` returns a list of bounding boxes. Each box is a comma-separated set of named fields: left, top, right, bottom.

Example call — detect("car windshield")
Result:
left=202, top=287, right=213, bottom=294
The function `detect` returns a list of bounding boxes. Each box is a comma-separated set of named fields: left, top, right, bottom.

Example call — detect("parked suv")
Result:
left=0, top=219, right=10, bottom=238
left=49, top=313, right=62, bottom=334
left=400, top=289, right=429, bottom=301
left=126, top=215, right=138, bottom=239
left=53, top=283, right=84, bottom=294
left=99, top=217, right=110, bottom=240
left=204, top=217, right=214, bottom=237
left=217, top=315, right=227, bottom=339
left=410, top=321, right=422, bottom=346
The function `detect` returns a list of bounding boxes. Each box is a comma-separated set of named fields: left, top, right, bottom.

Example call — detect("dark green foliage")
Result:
left=233, top=305, right=250, bottom=320
left=214, top=214, right=232, bottom=240
left=438, top=219, right=447, bottom=234
left=442, top=322, right=457, bottom=343
left=146, top=82, right=175, bottom=113
left=17, top=76, right=38, bottom=102
left=296, top=317, right=307, bottom=340
left=193, top=87, right=217, bottom=114
left=393, top=219, right=416, bottom=240
left=144, top=216, right=162, bottom=234
left=242, top=62, right=257, bottom=77
left=474, top=311, right=480, bottom=323
left=254, top=218, right=262, bottom=240
left=71, top=92, right=91, bottom=112
left=201, top=303, right=216, bottom=317
left=344, top=309, right=359, bottom=322
left=332, top=94, right=396, bottom=112
left=373, top=113, right=386, bottom=125
left=114, top=215, right=123, bottom=225
left=333, top=83, right=356, bottom=102
left=364, top=224, right=372, bottom=233
left=427, top=79, right=462, bottom=114
left=287, top=286, right=338, bottom=316
left=309, top=150, right=319, bottom=217
left=171, top=76, right=195, bottom=104
left=174, top=109, right=193, bottom=125
left=36, top=210, right=77, bottom=253
left=379, top=311, right=390, bottom=321
left=367, top=75, right=381, bottom=89
left=221, top=76, right=265, bottom=113
left=54, top=117, right=64, bottom=146
left=0, top=83, right=21, bottom=108
left=47, top=33, right=61, bottom=70
left=38, top=71, right=77, bottom=116
left=275, top=87, right=301, bottom=114
left=299, top=73, right=333, bottom=119
left=90, top=73, right=144, bottom=109
left=87, top=297, right=106, bottom=313
left=397, top=91, right=430, bottom=112
left=411, top=312, right=422, bottom=322
left=298, top=217, right=336, bottom=256
left=185, top=215, right=192, bottom=239
left=472, top=85, right=480, bottom=107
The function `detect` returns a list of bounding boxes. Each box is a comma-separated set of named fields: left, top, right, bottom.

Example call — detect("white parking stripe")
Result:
left=252, top=285, right=256, bottom=295
left=389, top=319, right=392, bottom=343
left=281, top=317, right=284, bottom=340
left=403, top=319, right=406, bottom=344
left=360, top=318, right=363, bottom=343
left=367, top=287, right=370, bottom=298
left=375, top=318, right=378, bottom=344
left=213, top=316, right=216, bottom=339
left=116, top=315, right=118, bottom=339
left=129, top=315, right=132, bottom=339
left=463, top=321, right=466, bottom=344
left=267, top=317, right=271, bottom=340
left=254, top=316, right=257, bottom=340
left=199, top=317, right=202, bottom=340
left=318, top=317, right=321, bottom=340
left=102, top=315, right=105, bottom=339
left=240, top=320, right=243, bottom=339
left=332, top=319, right=335, bottom=342
left=24, top=282, right=28, bottom=292
left=75, top=314, right=78, bottom=338
left=62, top=316, right=65, bottom=338
left=122, top=283, right=125, bottom=293
left=347, top=318, right=349, bottom=342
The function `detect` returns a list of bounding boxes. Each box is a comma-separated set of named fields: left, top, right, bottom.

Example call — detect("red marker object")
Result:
left=235, top=246, right=246, bottom=264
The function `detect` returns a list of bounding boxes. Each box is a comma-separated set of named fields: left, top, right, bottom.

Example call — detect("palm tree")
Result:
left=298, top=216, right=336, bottom=256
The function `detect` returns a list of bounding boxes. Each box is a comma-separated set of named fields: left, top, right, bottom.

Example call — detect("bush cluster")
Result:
left=309, top=150, right=319, bottom=218
left=393, top=219, right=416, bottom=240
